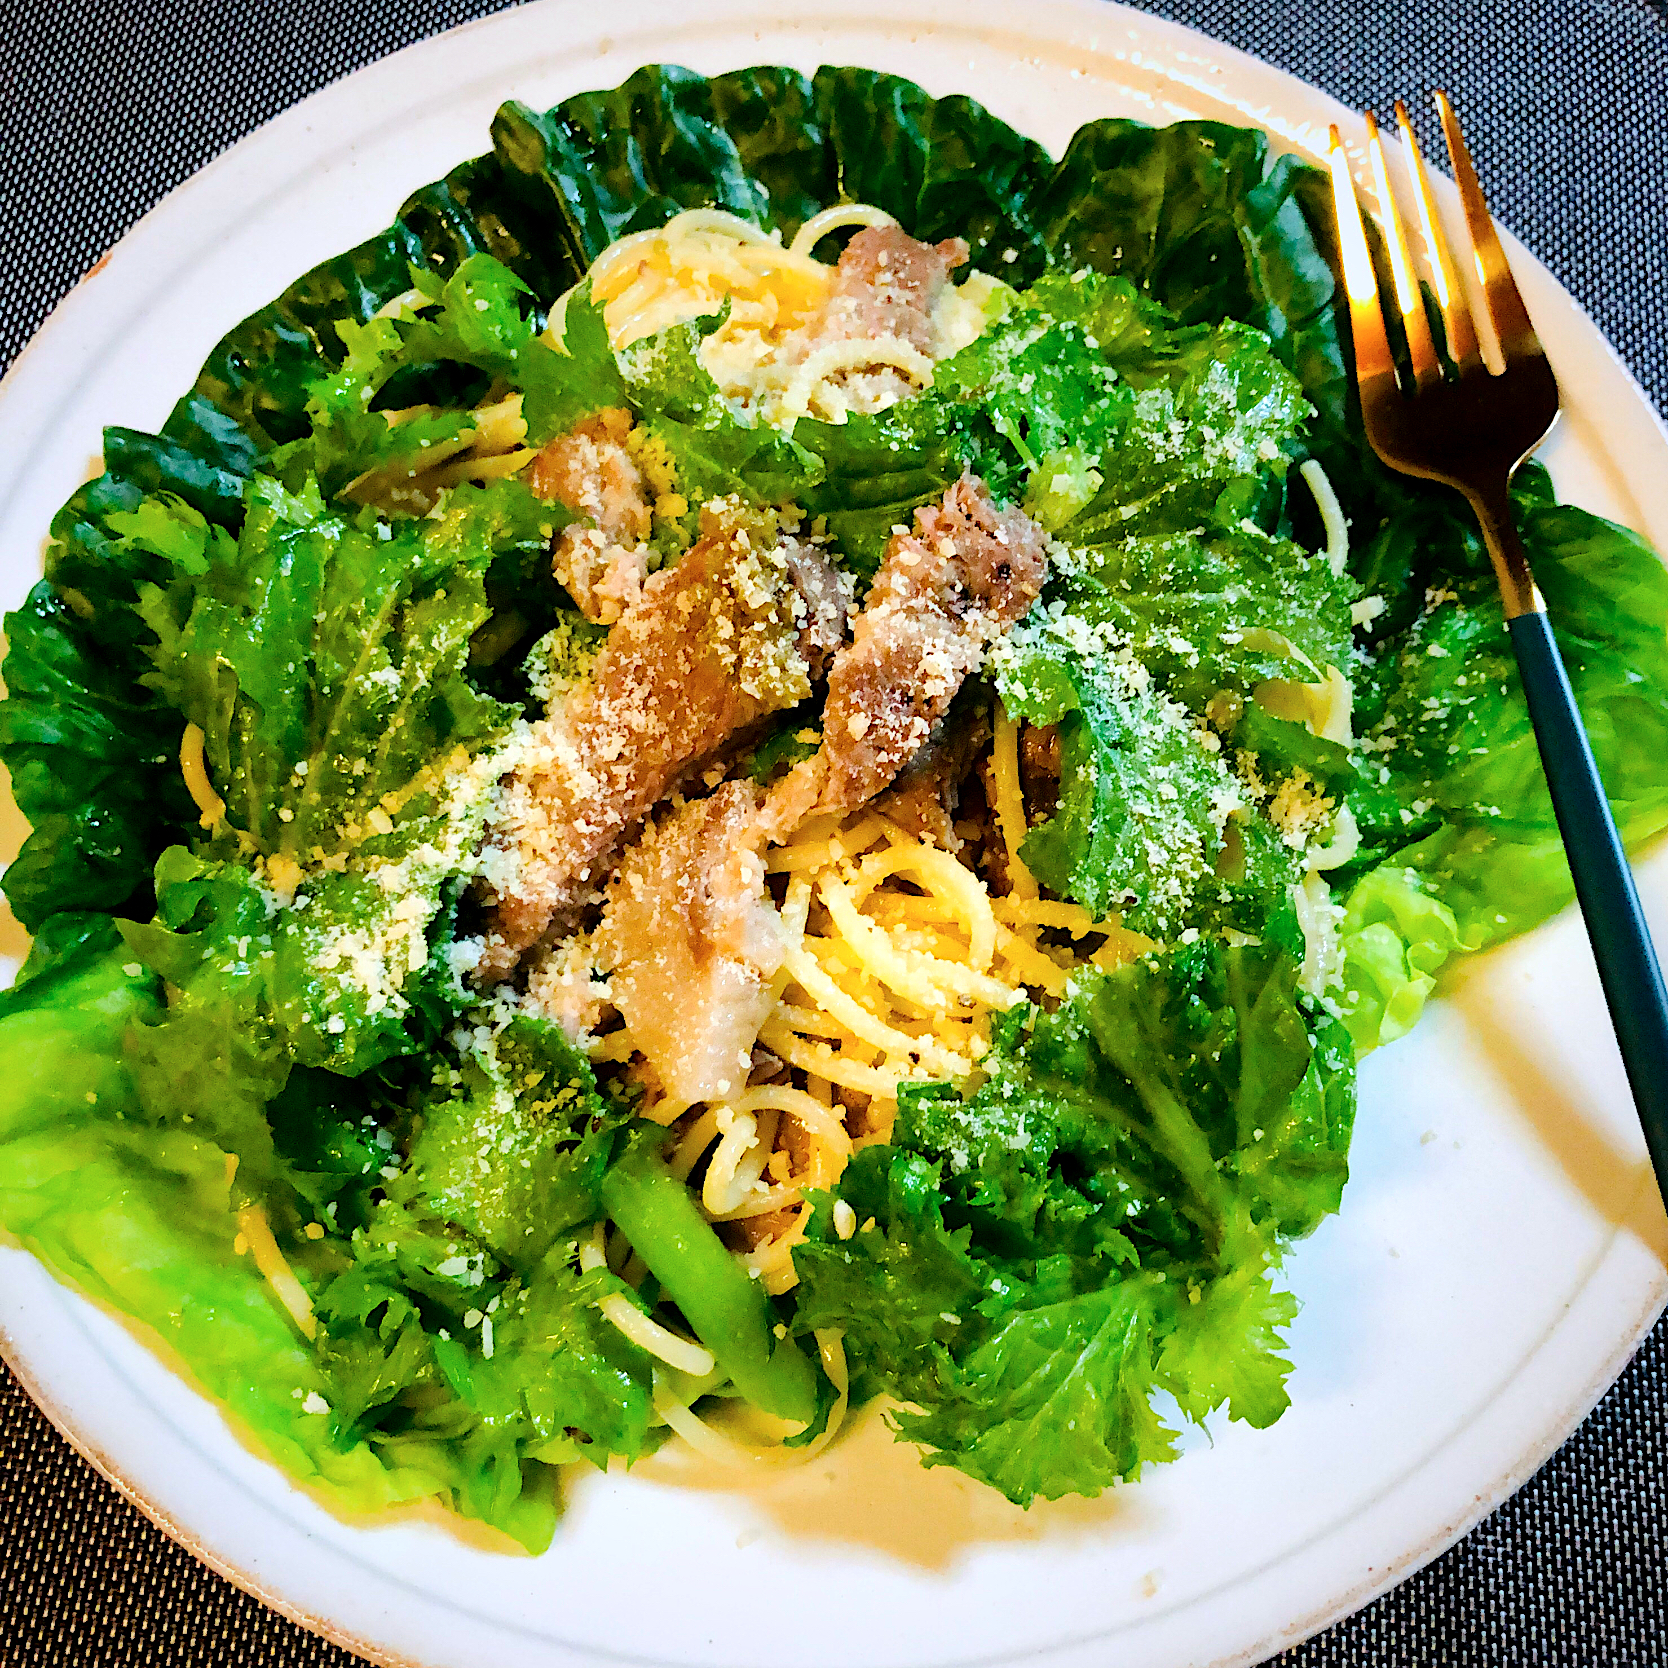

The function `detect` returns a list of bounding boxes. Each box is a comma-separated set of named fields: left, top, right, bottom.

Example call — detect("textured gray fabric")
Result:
left=1, top=2, right=1665, bottom=1665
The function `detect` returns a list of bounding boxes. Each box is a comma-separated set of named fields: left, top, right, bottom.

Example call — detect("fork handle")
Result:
left=1508, top=607, right=1668, bottom=1205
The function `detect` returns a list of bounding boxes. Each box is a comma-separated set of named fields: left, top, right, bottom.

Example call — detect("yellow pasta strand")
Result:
left=782, top=941, right=969, bottom=1078
left=236, top=1205, right=316, bottom=1342
left=581, top=1227, right=717, bottom=1377
left=788, top=203, right=898, bottom=257
left=993, top=920, right=1073, bottom=996
left=757, top=1019, right=901, bottom=1098
left=651, top=1329, right=848, bottom=1464
left=179, top=724, right=227, bottom=831
left=991, top=703, right=1039, bottom=899
left=857, top=831, right=997, bottom=970
left=819, top=871, right=1021, bottom=1011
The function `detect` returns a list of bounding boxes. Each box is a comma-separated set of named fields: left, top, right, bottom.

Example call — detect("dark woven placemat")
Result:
left=2, top=2, right=1665, bottom=1664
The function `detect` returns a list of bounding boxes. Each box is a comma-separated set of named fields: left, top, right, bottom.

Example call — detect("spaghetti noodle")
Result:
left=345, top=393, right=539, bottom=516
left=527, top=206, right=1149, bottom=1460
left=572, top=203, right=1001, bottom=422
left=235, top=1203, right=317, bottom=1342
left=618, top=764, right=1136, bottom=1317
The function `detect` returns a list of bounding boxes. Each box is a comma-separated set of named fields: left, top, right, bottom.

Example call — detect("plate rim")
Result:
left=2, top=3, right=1665, bottom=1666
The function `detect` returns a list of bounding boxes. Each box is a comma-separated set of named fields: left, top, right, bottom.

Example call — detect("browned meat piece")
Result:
left=812, top=225, right=970, bottom=355
left=476, top=502, right=850, bottom=976
left=526, top=408, right=645, bottom=537
left=770, top=226, right=972, bottom=421
left=593, top=782, right=783, bottom=1107
left=957, top=762, right=1010, bottom=894
left=872, top=693, right=993, bottom=850
left=1019, top=721, right=1062, bottom=822
left=727, top=1206, right=800, bottom=1252
left=747, top=1046, right=790, bottom=1087
left=527, top=407, right=652, bottom=624
left=767, top=474, right=1047, bottom=832
left=779, top=541, right=855, bottom=671
left=1020, top=722, right=1061, bottom=783
left=522, top=934, right=607, bottom=1043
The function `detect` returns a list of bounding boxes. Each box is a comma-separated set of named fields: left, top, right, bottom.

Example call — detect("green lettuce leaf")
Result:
left=408, top=1013, right=628, bottom=1273
left=312, top=1205, right=655, bottom=1541
left=109, top=470, right=536, bottom=1078
left=1350, top=495, right=1668, bottom=947
left=991, top=628, right=1240, bottom=933
left=520, top=284, right=628, bottom=445
left=0, top=927, right=476, bottom=1531
left=1334, top=866, right=1471, bottom=1054
left=978, top=296, right=1349, bottom=935
left=618, top=311, right=825, bottom=514
left=1048, top=315, right=1353, bottom=712
left=793, top=398, right=962, bottom=577
left=133, top=473, right=514, bottom=861
left=794, top=940, right=1353, bottom=1503
left=302, top=258, right=627, bottom=506
left=927, top=275, right=1131, bottom=505
left=0, top=431, right=238, bottom=928
left=0, top=920, right=655, bottom=1553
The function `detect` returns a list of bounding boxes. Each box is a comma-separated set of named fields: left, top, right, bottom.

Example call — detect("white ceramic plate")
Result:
left=3, top=3, right=1666, bottom=1665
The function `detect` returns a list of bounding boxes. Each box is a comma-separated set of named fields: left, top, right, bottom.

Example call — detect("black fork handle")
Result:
left=1507, top=607, right=1668, bottom=1207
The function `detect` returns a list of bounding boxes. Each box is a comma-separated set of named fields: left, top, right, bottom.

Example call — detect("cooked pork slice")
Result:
left=476, top=502, right=850, bottom=977
left=728, top=1206, right=800, bottom=1252
left=872, top=692, right=993, bottom=850
left=783, top=542, right=858, bottom=668
left=522, top=933, right=608, bottom=1043
left=1019, top=721, right=1063, bottom=821
left=528, top=407, right=653, bottom=624
left=767, top=473, right=1047, bottom=832
left=811, top=225, right=970, bottom=355
left=594, top=782, right=783, bottom=1107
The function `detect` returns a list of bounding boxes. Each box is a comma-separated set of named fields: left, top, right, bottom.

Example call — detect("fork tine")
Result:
left=1394, top=99, right=1481, bottom=369
left=1326, top=125, right=1397, bottom=393
left=1434, top=90, right=1540, bottom=360
left=1365, top=110, right=1441, bottom=387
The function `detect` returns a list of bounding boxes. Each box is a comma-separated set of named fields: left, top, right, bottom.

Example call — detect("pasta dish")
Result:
left=5, top=64, right=1666, bottom=1551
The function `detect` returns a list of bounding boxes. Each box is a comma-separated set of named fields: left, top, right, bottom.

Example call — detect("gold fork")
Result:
left=1328, top=96, right=1668, bottom=1204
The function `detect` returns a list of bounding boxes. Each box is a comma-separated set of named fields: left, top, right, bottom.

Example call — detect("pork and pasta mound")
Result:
left=5, top=67, right=1668, bottom=1549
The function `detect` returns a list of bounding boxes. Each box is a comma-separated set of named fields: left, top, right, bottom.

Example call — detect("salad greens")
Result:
left=600, top=1142, right=820, bottom=1425
left=3, top=63, right=1667, bottom=1549
left=794, top=937, right=1350, bottom=1503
